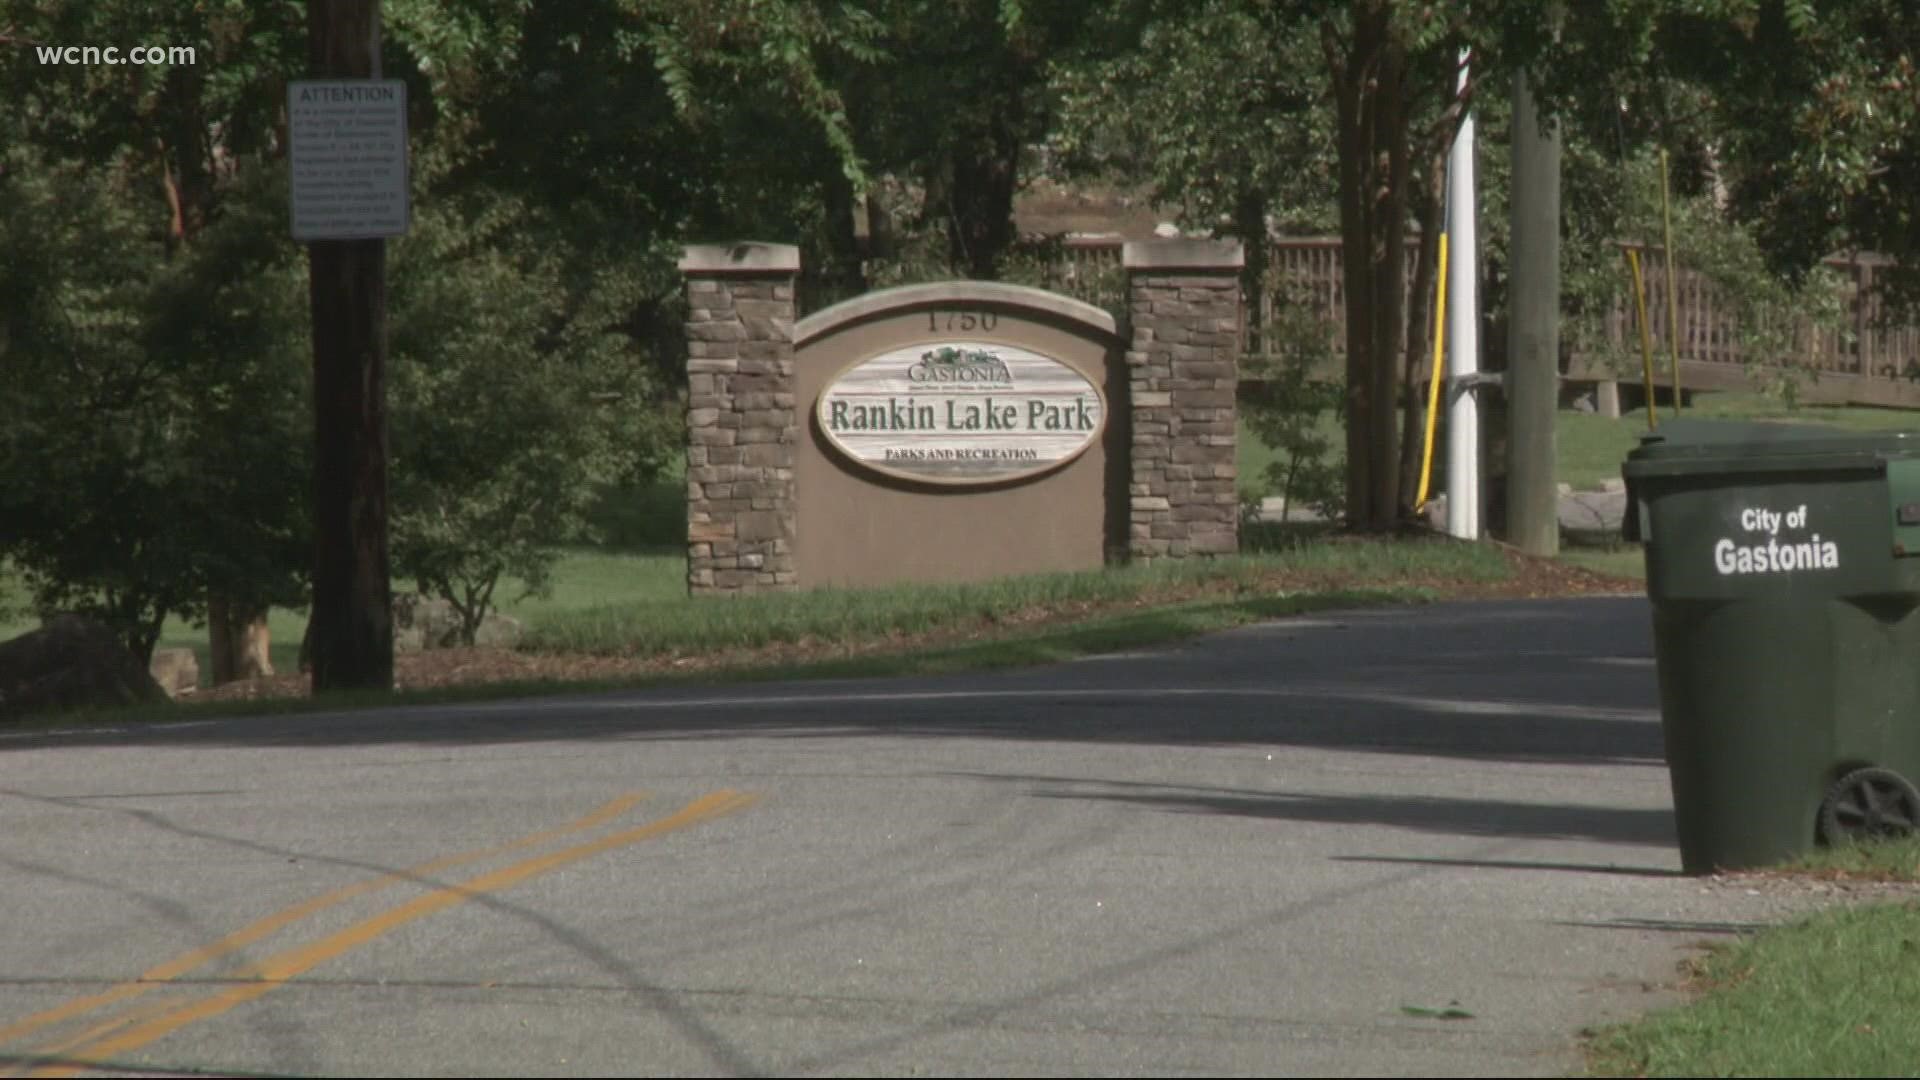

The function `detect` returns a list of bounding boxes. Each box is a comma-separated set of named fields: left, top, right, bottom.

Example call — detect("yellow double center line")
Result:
left=5, top=789, right=757, bottom=1078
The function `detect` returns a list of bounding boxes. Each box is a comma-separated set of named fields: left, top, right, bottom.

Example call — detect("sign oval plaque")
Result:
left=816, top=340, right=1107, bottom=485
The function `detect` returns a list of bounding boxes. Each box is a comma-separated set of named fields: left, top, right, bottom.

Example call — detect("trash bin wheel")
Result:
left=1817, top=767, right=1920, bottom=846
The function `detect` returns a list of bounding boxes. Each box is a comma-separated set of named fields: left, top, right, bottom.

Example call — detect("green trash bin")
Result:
left=1623, top=419, right=1920, bottom=873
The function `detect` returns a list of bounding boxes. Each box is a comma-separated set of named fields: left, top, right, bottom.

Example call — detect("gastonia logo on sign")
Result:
left=1713, top=504, right=1840, bottom=575
left=908, top=346, right=1012, bottom=386
left=818, top=341, right=1105, bottom=484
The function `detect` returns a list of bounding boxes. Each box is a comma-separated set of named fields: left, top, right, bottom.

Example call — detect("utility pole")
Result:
left=1445, top=53, right=1480, bottom=541
left=306, top=0, right=393, bottom=692
left=1507, top=67, right=1562, bottom=556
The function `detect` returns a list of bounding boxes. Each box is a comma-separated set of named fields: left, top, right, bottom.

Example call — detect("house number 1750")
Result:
left=927, top=310, right=998, bottom=332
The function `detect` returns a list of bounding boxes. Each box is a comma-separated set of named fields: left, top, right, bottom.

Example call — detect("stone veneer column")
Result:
left=679, top=243, right=800, bottom=595
left=1123, top=239, right=1245, bottom=560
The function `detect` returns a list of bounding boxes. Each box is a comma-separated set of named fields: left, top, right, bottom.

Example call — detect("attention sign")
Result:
left=288, top=79, right=409, bottom=241
left=816, top=341, right=1106, bottom=484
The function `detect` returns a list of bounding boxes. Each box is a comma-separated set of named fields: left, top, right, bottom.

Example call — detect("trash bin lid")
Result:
left=1624, top=418, right=1920, bottom=477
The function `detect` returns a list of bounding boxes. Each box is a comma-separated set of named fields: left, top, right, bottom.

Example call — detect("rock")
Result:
left=473, top=614, right=522, bottom=650
left=392, top=593, right=462, bottom=652
left=148, top=647, right=199, bottom=698
left=392, top=593, right=521, bottom=651
left=0, top=614, right=170, bottom=720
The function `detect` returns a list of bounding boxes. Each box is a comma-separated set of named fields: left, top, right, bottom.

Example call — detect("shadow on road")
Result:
left=952, top=772, right=1677, bottom=848
left=1332, top=854, right=1685, bottom=879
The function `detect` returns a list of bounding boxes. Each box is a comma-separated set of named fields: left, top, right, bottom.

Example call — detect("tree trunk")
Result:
left=208, top=596, right=274, bottom=684
left=865, top=179, right=895, bottom=260
left=945, top=122, right=1019, bottom=280
left=1398, top=153, right=1446, bottom=513
left=820, top=166, right=867, bottom=301
left=307, top=0, right=395, bottom=693
left=1507, top=67, right=1563, bottom=555
left=1234, top=187, right=1270, bottom=354
left=1328, top=2, right=1411, bottom=532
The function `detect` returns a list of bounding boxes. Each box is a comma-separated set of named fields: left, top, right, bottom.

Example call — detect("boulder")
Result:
left=473, top=613, right=522, bottom=649
left=392, top=594, right=521, bottom=651
left=392, top=593, right=462, bottom=652
left=0, top=615, right=170, bottom=720
left=148, top=647, right=200, bottom=698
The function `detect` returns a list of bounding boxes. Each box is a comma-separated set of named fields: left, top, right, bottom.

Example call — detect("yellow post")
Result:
left=1416, top=232, right=1450, bottom=508
left=1627, top=247, right=1658, bottom=430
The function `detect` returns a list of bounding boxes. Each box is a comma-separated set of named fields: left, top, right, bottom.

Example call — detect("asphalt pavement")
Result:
left=0, top=596, right=1874, bottom=1077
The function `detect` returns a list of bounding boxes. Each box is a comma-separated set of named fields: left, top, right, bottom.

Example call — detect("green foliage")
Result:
left=1663, top=0, right=1920, bottom=312
left=996, top=234, right=1128, bottom=318
left=523, top=540, right=1504, bottom=658
left=387, top=193, right=673, bottom=644
left=1780, top=833, right=1920, bottom=880
left=1049, top=0, right=1335, bottom=234
left=1240, top=284, right=1347, bottom=523
left=3, top=0, right=830, bottom=660
left=1534, top=145, right=1854, bottom=405
left=824, top=0, right=1136, bottom=279
left=0, top=156, right=309, bottom=661
left=1586, top=903, right=1920, bottom=1077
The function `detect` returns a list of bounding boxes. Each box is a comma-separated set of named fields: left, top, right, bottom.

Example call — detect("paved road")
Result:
left=0, top=597, right=1817, bottom=1076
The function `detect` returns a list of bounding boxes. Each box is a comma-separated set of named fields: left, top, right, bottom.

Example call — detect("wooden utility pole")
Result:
left=306, top=0, right=393, bottom=692
left=1507, top=67, right=1562, bottom=556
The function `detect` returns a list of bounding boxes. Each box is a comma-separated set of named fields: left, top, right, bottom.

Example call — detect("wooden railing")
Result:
left=1599, top=248, right=1920, bottom=378
left=1050, top=235, right=1920, bottom=407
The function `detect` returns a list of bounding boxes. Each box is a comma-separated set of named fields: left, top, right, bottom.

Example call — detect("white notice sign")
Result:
left=288, top=79, right=409, bottom=241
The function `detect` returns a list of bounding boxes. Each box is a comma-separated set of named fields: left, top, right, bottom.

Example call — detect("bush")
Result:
left=387, top=194, right=679, bottom=643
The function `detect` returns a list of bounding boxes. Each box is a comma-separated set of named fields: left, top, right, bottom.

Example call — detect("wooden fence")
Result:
left=1053, top=236, right=1920, bottom=407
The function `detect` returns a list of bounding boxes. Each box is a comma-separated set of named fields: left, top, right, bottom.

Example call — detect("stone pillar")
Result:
left=1595, top=379, right=1621, bottom=419
left=1122, top=240, right=1245, bottom=560
left=679, top=243, right=800, bottom=595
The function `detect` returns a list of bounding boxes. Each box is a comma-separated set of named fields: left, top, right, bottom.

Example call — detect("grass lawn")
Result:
left=1587, top=838, right=1920, bottom=1077
left=0, top=548, right=687, bottom=689
left=1559, top=391, right=1920, bottom=491
left=522, top=537, right=1507, bottom=657
left=1553, top=390, right=1920, bottom=580
left=1235, top=388, right=1920, bottom=505
left=1556, top=545, right=1645, bottom=581
left=1586, top=900, right=1920, bottom=1076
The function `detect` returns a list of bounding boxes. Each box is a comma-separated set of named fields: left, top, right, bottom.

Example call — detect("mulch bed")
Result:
left=193, top=544, right=1639, bottom=706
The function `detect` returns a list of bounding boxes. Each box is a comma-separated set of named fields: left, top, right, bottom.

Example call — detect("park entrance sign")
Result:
left=791, top=281, right=1121, bottom=587
left=815, top=339, right=1106, bottom=485
left=677, top=241, right=1245, bottom=594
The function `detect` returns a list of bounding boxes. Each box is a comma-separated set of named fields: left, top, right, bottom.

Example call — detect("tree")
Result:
left=385, top=194, right=660, bottom=644
left=4, top=0, right=310, bottom=671
left=1654, top=1, right=1919, bottom=312
left=0, top=155, right=310, bottom=663
left=1050, top=0, right=1336, bottom=343
left=1058, top=0, right=1814, bottom=533
left=3, top=0, right=871, bottom=666
left=1060, top=0, right=1471, bottom=531
left=792, top=0, right=1141, bottom=281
